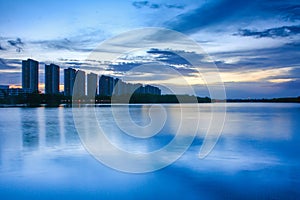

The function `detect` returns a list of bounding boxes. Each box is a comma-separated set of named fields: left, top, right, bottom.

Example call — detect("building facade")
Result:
left=45, top=64, right=60, bottom=95
left=73, top=70, right=85, bottom=97
left=64, top=68, right=76, bottom=96
left=99, top=75, right=114, bottom=96
left=87, top=73, right=97, bottom=97
left=98, top=75, right=161, bottom=96
left=22, top=59, right=39, bottom=93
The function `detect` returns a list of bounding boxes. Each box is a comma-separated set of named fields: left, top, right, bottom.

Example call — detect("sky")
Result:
left=0, top=0, right=299, bottom=98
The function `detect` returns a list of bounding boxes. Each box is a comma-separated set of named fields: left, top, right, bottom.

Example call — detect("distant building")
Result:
left=97, top=75, right=162, bottom=96
left=6, top=88, right=33, bottom=96
left=45, top=64, right=60, bottom=95
left=143, top=85, right=161, bottom=95
left=64, top=68, right=76, bottom=96
left=154, top=86, right=161, bottom=95
left=87, top=72, right=97, bottom=97
left=22, top=59, right=39, bottom=93
left=0, top=85, right=9, bottom=98
left=0, top=87, right=34, bottom=99
left=0, top=85, right=9, bottom=90
left=99, top=75, right=114, bottom=96
left=135, top=84, right=144, bottom=94
left=113, top=78, right=125, bottom=96
left=73, top=70, right=85, bottom=97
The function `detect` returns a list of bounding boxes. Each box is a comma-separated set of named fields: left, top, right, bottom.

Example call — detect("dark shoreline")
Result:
left=0, top=95, right=299, bottom=108
left=1, top=101, right=299, bottom=108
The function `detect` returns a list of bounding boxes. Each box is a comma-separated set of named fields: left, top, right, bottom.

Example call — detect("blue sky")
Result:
left=0, top=0, right=299, bottom=98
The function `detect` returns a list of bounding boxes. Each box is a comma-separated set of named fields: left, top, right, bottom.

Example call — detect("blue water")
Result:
left=0, top=103, right=299, bottom=199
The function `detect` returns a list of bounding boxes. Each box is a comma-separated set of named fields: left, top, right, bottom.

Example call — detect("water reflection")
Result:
left=44, top=108, right=61, bottom=146
left=63, top=107, right=80, bottom=145
left=21, top=108, right=39, bottom=150
left=0, top=103, right=299, bottom=199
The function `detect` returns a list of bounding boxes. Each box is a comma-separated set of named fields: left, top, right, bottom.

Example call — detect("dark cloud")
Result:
left=132, top=1, right=149, bottom=9
left=132, top=1, right=184, bottom=10
left=223, top=80, right=300, bottom=99
left=0, top=58, right=18, bottom=70
left=63, top=61, right=92, bottom=66
left=212, top=42, right=300, bottom=71
left=273, top=79, right=300, bottom=89
left=109, top=62, right=141, bottom=72
left=165, top=4, right=185, bottom=9
left=236, top=25, right=300, bottom=38
left=0, top=44, right=6, bottom=50
left=165, top=0, right=252, bottom=33
left=166, top=0, right=300, bottom=33
left=0, top=59, right=10, bottom=69
left=7, top=38, right=24, bottom=52
left=263, top=3, right=300, bottom=21
left=147, top=48, right=192, bottom=66
left=109, top=61, right=198, bottom=78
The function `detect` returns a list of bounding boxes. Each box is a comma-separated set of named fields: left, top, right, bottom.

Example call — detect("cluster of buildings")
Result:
left=63, top=68, right=161, bottom=97
left=0, top=58, right=161, bottom=99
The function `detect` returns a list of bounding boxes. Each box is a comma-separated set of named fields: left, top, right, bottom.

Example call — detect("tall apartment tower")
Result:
left=22, top=59, right=39, bottom=93
left=64, top=68, right=76, bottom=96
left=45, top=64, right=60, bottom=95
left=87, top=73, right=97, bottom=97
left=73, top=70, right=85, bottom=97
left=99, top=75, right=114, bottom=96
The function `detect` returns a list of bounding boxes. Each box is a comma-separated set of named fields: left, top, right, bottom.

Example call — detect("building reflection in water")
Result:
left=44, top=108, right=61, bottom=146
left=63, top=107, right=80, bottom=145
left=20, top=107, right=80, bottom=151
left=21, top=108, right=39, bottom=150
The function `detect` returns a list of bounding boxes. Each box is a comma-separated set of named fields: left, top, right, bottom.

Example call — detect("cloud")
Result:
left=33, top=38, right=94, bottom=52
left=273, top=78, right=300, bottom=89
left=132, top=1, right=150, bottom=9
left=164, top=4, right=185, bottom=9
left=132, top=1, right=184, bottom=10
left=212, top=42, right=300, bottom=71
left=0, top=44, right=6, bottom=51
left=0, top=58, right=18, bottom=70
left=222, top=80, right=300, bottom=98
left=7, top=38, right=24, bottom=52
left=108, top=62, right=141, bottom=72
left=166, top=0, right=300, bottom=34
left=31, top=28, right=107, bottom=53
left=106, top=48, right=200, bottom=78
left=236, top=25, right=300, bottom=38
left=147, top=48, right=192, bottom=65
left=266, top=67, right=300, bottom=80
left=165, top=0, right=252, bottom=33
left=0, top=72, right=21, bottom=85
left=0, top=59, right=10, bottom=69
left=264, top=3, right=300, bottom=21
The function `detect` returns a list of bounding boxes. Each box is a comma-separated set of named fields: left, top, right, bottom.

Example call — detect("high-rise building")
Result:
left=64, top=68, right=76, bottom=96
left=99, top=75, right=114, bottom=96
left=45, top=64, right=60, bottom=95
left=143, top=85, right=161, bottom=95
left=73, top=70, right=85, bottom=97
left=113, top=78, right=120, bottom=95
left=87, top=73, right=97, bottom=97
left=22, top=59, right=39, bottom=93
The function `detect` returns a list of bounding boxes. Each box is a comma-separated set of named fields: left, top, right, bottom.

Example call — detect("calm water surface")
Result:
left=0, top=103, right=299, bottom=199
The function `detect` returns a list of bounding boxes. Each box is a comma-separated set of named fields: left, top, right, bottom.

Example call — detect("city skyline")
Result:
left=16, top=58, right=162, bottom=97
left=0, top=0, right=299, bottom=98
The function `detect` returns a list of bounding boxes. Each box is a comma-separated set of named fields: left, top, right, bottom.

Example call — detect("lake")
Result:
left=0, top=103, right=299, bottom=199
